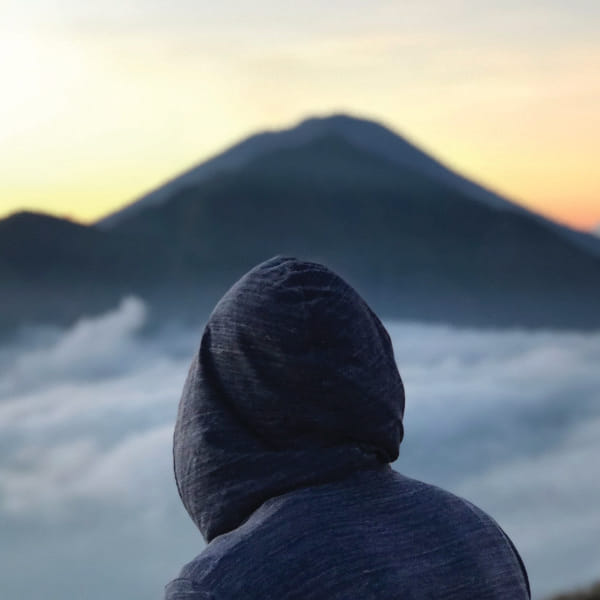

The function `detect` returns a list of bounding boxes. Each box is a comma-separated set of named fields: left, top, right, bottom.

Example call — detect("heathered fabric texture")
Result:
left=167, top=255, right=530, bottom=600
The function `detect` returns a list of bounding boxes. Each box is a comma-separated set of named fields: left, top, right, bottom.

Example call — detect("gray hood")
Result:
left=173, top=255, right=405, bottom=542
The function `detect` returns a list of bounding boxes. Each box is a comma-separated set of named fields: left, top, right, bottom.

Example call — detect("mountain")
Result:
left=2, top=115, right=600, bottom=335
left=550, top=582, right=600, bottom=600
left=98, top=114, right=600, bottom=259
left=0, top=211, right=164, bottom=333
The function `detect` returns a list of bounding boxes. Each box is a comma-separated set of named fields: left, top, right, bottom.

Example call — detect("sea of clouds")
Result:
left=1, top=297, right=599, bottom=599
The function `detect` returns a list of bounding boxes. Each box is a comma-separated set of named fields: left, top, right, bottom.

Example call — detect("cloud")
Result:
left=0, top=296, right=147, bottom=398
left=0, top=297, right=191, bottom=524
left=455, top=415, right=600, bottom=596
left=0, top=300, right=599, bottom=599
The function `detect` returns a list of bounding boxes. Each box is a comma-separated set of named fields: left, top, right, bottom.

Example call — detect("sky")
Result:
left=1, top=0, right=599, bottom=231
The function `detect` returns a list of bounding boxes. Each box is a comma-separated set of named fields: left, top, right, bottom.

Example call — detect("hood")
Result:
left=173, top=255, right=405, bottom=542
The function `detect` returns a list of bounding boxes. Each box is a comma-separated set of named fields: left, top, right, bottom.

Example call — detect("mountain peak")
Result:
left=95, top=113, right=447, bottom=229
left=3, top=209, right=54, bottom=223
left=4, top=115, right=600, bottom=333
left=295, top=112, right=392, bottom=132
left=93, top=114, right=600, bottom=259
left=0, top=210, right=82, bottom=231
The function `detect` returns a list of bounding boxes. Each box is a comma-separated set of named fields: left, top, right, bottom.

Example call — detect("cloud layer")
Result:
left=1, top=299, right=599, bottom=598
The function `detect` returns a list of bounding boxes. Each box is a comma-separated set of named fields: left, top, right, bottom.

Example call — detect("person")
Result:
left=165, top=255, right=530, bottom=600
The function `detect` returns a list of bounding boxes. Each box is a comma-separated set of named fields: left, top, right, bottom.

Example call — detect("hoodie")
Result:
left=165, top=255, right=530, bottom=600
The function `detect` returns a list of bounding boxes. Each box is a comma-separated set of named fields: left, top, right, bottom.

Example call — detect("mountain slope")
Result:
left=97, top=114, right=600, bottom=258
left=3, top=120, right=600, bottom=334
left=107, top=134, right=600, bottom=329
left=0, top=212, right=166, bottom=333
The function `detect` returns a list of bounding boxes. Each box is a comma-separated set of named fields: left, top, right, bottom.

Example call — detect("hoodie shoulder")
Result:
left=166, top=469, right=530, bottom=600
left=399, top=474, right=531, bottom=598
left=456, top=496, right=531, bottom=598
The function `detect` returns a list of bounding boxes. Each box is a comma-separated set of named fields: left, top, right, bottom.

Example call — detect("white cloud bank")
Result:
left=0, top=300, right=599, bottom=599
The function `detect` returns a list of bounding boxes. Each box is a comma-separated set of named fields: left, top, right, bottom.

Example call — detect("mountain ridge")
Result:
left=104, top=133, right=600, bottom=328
left=96, top=113, right=600, bottom=258
left=2, top=116, right=600, bottom=335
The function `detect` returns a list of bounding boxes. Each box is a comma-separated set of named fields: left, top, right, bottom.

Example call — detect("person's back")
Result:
left=165, top=255, right=530, bottom=600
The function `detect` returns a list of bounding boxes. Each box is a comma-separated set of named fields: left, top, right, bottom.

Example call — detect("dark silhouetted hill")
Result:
left=0, top=211, right=165, bottom=332
left=550, top=582, right=600, bottom=600
left=98, top=114, right=600, bottom=260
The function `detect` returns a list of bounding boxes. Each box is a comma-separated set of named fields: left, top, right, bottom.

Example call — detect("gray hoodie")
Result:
left=165, top=255, right=530, bottom=599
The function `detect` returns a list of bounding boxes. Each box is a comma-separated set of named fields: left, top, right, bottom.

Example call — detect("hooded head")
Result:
left=174, top=255, right=405, bottom=542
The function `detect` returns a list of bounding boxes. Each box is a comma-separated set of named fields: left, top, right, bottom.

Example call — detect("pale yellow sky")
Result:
left=1, top=1, right=599, bottom=231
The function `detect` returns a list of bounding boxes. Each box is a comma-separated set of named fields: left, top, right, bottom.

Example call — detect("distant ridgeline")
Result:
left=550, top=581, right=600, bottom=600
left=2, top=114, right=600, bottom=336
